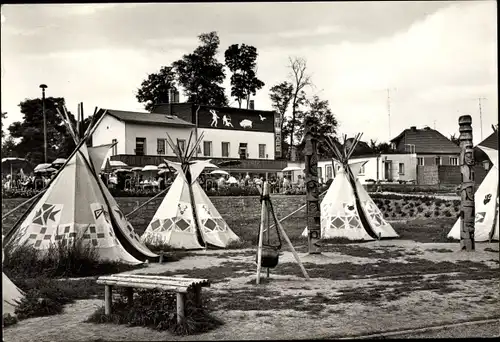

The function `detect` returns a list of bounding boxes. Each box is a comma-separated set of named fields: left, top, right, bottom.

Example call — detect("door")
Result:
left=239, top=143, right=247, bottom=159
left=385, top=160, right=392, bottom=181
left=135, top=138, right=146, bottom=156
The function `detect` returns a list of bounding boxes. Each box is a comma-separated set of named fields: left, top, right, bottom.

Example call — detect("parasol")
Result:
left=52, top=158, right=67, bottom=165
left=210, top=169, right=229, bottom=175
left=142, top=165, right=159, bottom=172
left=34, top=163, right=52, bottom=172
left=227, top=176, right=238, bottom=184
left=282, top=166, right=302, bottom=172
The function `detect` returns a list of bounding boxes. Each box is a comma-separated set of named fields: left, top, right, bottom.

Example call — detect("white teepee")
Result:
left=5, top=105, right=157, bottom=264
left=302, top=134, right=398, bottom=240
left=447, top=145, right=499, bottom=241
left=141, top=131, right=240, bottom=249
left=3, top=236, right=24, bottom=316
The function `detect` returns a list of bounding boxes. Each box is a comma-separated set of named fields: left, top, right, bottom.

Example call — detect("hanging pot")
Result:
left=256, top=245, right=280, bottom=268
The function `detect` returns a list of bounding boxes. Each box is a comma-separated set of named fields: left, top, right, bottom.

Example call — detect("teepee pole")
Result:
left=125, top=184, right=172, bottom=219
left=268, top=197, right=310, bottom=280
left=255, top=182, right=268, bottom=284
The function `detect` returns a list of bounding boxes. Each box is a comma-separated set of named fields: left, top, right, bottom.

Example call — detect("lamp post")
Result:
left=39, top=84, right=47, bottom=163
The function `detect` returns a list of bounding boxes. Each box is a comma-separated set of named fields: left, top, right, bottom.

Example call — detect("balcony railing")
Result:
left=110, top=154, right=287, bottom=171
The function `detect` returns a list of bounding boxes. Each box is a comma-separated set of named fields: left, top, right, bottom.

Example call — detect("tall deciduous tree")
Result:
left=136, top=66, right=178, bottom=112
left=450, top=133, right=460, bottom=146
left=295, top=95, right=338, bottom=142
left=1, top=111, right=6, bottom=138
left=288, top=57, right=312, bottom=152
left=172, top=31, right=228, bottom=106
left=269, top=81, right=294, bottom=146
left=8, top=97, right=76, bottom=165
left=224, top=44, right=265, bottom=108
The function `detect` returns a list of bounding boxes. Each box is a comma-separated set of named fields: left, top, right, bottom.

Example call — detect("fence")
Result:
left=417, top=165, right=488, bottom=186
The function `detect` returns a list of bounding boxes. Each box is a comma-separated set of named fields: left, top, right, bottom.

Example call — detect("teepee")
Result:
left=141, top=131, right=240, bottom=249
left=4, top=104, right=157, bottom=264
left=3, top=235, right=24, bottom=316
left=302, top=134, right=399, bottom=240
left=447, top=144, right=499, bottom=241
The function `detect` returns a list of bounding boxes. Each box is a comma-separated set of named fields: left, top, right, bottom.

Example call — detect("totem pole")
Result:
left=458, top=115, right=475, bottom=251
left=304, top=116, right=321, bottom=254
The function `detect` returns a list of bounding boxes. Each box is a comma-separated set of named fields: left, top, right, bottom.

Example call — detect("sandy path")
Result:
left=3, top=241, right=499, bottom=341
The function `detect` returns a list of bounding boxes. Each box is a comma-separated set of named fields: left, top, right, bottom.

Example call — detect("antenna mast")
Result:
left=478, top=97, right=487, bottom=140
left=387, top=88, right=392, bottom=140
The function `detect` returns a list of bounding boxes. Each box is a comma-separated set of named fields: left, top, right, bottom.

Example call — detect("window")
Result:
left=435, top=156, right=441, bottom=166
left=417, top=157, right=424, bottom=166
left=135, top=138, right=146, bottom=156
left=112, top=139, right=117, bottom=156
left=450, top=157, right=458, bottom=166
left=239, top=143, right=247, bottom=159
left=390, top=142, right=396, bottom=150
left=222, top=142, right=230, bottom=157
left=203, top=141, right=212, bottom=157
left=359, top=165, right=365, bottom=175
left=259, top=144, right=266, bottom=158
left=178, top=139, right=186, bottom=154
left=398, top=163, right=405, bottom=175
left=326, top=165, right=333, bottom=179
left=157, top=139, right=166, bottom=155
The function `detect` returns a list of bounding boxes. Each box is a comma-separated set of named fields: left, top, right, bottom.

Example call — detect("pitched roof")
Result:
left=104, top=109, right=195, bottom=128
left=390, top=127, right=460, bottom=154
left=478, top=130, right=498, bottom=150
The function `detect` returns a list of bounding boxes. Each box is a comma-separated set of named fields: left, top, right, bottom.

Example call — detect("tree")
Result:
left=136, top=66, right=178, bottom=112
left=288, top=57, right=313, bottom=151
left=8, top=97, right=77, bottom=165
left=269, top=81, right=294, bottom=150
left=172, top=31, right=228, bottom=106
left=1, top=136, right=17, bottom=158
left=1, top=111, right=6, bottom=138
left=224, top=44, right=265, bottom=108
left=295, top=95, right=338, bottom=143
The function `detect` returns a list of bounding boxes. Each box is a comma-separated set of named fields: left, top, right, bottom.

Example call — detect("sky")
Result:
left=1, top=1, right=497, bottom=145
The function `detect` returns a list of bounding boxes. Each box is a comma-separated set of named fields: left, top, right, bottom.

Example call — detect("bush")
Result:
left=434, top=210, right=441, bottom=217
left=3, top=236, right=143, bottom=279
left=454, top=206, right=460, bottom=212
left=395, top=206, right=402, bottom=213
left=401, top=212, right=407, bottom=217
left=424, top=211, right=432, bottom=218
left=453, top=199, right=461, bottom=207
left=434, top=199, right=444, bottom=207
left=391, top=212, right=396, bottom=218
left=384, top=199, right=391, bottom=205
left=443, top=209, right=452, bottom=217
left=417, top=206, right=424, bottom=213
left=15, top=290, right=64, bottom=320
left=86, top=289, right=223, bottom=336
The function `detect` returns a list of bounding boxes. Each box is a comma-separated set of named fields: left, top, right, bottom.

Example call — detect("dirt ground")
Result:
left=3, top=240, right=499, bottom=341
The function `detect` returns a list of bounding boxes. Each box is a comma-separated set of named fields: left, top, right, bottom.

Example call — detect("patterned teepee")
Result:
left=141, top=131, right=240, bottom=249
left=448, top=145, right=499, bottom=241
left=4, top=104, right=157, bottom=264
left=3, top=235, right=24, bottom=316
left=302, top=134, right=399, bottom=240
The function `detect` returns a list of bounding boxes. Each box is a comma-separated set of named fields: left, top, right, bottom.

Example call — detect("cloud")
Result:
left=1, top=1, right=497, bottom=146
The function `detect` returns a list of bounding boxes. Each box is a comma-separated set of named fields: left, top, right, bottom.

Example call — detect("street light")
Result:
left=39, top=84, right=47, bottom=163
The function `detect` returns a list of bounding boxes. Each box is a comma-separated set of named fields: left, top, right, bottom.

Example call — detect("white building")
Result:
left=91, top=102, right=286, bottom=175
left=286, top=153, right=417, bottom=184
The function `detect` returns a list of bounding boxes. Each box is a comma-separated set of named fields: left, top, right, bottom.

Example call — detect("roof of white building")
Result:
left=103, top=109, right=195, bottom=128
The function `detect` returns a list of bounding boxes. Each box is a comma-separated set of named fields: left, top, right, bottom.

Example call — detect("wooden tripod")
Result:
left=255, top=181, right=310, bottom=284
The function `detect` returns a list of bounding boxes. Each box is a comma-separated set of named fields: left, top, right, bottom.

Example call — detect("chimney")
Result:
left=410, top=126, right=417, bottom=131
left=249, top=100, right=255, bottom=110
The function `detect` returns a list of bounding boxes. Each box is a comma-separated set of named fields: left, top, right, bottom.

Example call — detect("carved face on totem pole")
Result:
left=464, top=145, right=474, bottom=166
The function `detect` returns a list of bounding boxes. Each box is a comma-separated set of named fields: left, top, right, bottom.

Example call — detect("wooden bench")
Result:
left=96, top=274, right=210, bottom=323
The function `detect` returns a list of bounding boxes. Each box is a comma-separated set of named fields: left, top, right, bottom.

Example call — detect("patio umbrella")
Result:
left=282, top=166, right=303, bottom=172
left=2, top=157, right=31, bottom=179
left=114, top=168, right=132, bottom=173
left=158, top=163, right=167, bottom=169
left=142, top=165, right=158, bottom=172
left=35, top=167, right=56, bottom=174
left=34, top=163, right=52, bottom=172
left=51, top=158, right=67, bottom=165
left=210, top=169, right=229, bottom=176
left=109, top=160, right=128, bottom=168
left=131, top=167, right=143, bottom=172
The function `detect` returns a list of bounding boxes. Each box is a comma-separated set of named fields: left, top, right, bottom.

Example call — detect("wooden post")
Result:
left=304, top=116, right=321, bottom=254
left=193, top=285, right=202, bottom=308
left=126, top=287, right=133, bottom=305
left=256, top=182, right=268, bottom=284
left=271, top=206, right=310, bottom=280
left=104, top=285, right=112, bottom=315
left=176, top=292, right=186, bottom=324
left=459, top=115, right=475, bottom=251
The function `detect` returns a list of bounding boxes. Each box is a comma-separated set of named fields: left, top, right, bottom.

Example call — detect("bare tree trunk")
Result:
left=304, top=116, right=321, bottom=254
left=459, top=115, right=475, bottom=251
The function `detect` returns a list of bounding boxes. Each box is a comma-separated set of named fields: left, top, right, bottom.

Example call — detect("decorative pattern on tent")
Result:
left=363, top=201, right=389, bottom=228
left=23, top=203, right=63, bottom=248
left=321, top=202, right=363, bottom=230
left=112, top=207, right=142, bottom=242
left=148, top=217, right=194, bottom=233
